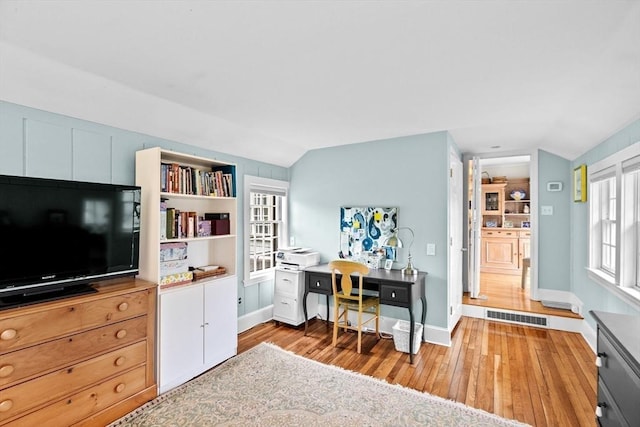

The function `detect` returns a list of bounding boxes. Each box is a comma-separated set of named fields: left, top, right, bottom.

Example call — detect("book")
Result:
left=160, top=200, right=167, bottom=240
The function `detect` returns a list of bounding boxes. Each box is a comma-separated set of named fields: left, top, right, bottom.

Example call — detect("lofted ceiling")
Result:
left=0, top=1, right=639, bottom=167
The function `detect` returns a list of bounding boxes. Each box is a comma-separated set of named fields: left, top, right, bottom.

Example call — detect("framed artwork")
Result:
left=340, top=206, right=397, bottom=259
left=384, top=259, right=393, bottom=271
left=573, top=164, right=587, bottom=202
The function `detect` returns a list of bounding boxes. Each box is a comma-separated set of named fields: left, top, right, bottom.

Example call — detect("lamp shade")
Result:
left=384, top=232, right=403, bottom=248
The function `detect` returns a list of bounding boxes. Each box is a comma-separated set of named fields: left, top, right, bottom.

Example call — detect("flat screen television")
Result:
left=0, top=174, right=141, bottom=310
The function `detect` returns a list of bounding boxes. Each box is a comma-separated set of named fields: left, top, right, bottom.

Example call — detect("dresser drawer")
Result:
left=597, top=379, right=629, bottom=427
left=0, top=316, right=148, bottom=388
left=306, top=273, right=332, bottom=295
left=598, top=331, right=640, bottom=425
left=379, top=283, right=410, bottom=306
left=3, top=365, right=147, bottom=427
left=481, top=229, right=518, bottom=238
left=0, top=290, right=149, bottom=353
left=0, top=341, right=146, bottom=422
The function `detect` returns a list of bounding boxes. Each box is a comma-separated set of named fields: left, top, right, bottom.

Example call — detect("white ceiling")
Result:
left=1, top=1, right=639, bottom=167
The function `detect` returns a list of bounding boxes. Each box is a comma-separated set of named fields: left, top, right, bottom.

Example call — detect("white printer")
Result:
left=275, top=247, right=320, bottom=271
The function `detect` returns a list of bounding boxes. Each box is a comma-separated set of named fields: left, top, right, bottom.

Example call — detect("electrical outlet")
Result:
left=238, top=297, right=242, bottom=305
left=426, top=243, right=436, bottom=256
left=289, top=236, right=295, bottom=246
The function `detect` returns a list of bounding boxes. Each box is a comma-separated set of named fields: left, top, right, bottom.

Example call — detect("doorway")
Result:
left=463, top=153, right=537, bottom=313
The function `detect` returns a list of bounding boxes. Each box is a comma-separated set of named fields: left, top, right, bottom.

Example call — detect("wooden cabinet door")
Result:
left=203, top=276, right=238, bottom=370
left=481, top=237, right=519, bottom=271
left=158, top=285, right=204, bottom=393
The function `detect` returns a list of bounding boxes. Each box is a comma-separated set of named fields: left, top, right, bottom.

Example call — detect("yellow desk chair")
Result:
left=329, top=259, right=380, bottom=353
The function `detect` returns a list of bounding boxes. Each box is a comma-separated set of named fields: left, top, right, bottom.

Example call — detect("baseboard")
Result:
left=534, top=288, right=583, bottom=316
left=237, top=304, right=273, bottom=333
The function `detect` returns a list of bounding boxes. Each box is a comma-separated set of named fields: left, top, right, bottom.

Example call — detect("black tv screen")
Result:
left=0, top=174, right=140, bottom=309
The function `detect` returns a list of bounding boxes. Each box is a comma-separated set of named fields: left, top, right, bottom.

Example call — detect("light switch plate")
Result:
left=426, top=243, right=436, bottom=256
left=541, top=206, right=553, bottom=215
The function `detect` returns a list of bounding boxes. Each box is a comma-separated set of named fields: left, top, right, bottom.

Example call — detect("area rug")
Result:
left=110, top=342, right=529, bottom=426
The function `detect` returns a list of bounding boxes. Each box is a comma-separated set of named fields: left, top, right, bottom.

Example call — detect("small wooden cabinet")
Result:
left=480, top=229, right=530, bottom=274
left=0, top=278, right=156, bottom=427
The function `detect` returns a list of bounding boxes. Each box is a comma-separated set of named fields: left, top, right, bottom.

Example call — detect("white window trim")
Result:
left=587, top=141, right=640, bottom=309
left=243, top=175, right=289, bottom=287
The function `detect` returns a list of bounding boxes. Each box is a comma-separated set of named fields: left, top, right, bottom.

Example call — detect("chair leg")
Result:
left=375, top=305, right=381, bottom=340
left=332, top=302, right=339, bottom=348
left=357, top=310, right=363, bottom=353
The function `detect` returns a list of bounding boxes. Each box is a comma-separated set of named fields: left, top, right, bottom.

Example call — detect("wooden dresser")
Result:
left=0, top=278, right=157, bottom=426
left=590, top=310, right=640, bottom=427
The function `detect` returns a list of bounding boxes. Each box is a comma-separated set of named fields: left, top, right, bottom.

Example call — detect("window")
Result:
left=244, top=176, right=288, bottom=285
left=588, top=142, right=640, bottom=305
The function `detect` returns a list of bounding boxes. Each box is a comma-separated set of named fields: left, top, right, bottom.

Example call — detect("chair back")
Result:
left=329, top=260, right=369, bottom=297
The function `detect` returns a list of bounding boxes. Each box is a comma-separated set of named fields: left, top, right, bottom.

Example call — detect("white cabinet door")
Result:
left=203, top=276, right=238, bottom=369
left=159, top=285, right=204, bottom=393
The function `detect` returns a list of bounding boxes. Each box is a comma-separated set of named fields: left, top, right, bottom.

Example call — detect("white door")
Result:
left=203, top=276, right=238, bottom=369
left=448, top=150, right=463, bottom=329
left=467, top=157, right=482, bottom=299
left=159, top=285, right=204, bottom=393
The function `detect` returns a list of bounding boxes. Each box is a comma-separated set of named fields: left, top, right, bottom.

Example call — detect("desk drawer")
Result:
left=306, top=273, right=332, bottom=294
left=379, top=283, right=410, bottom=306
left=598, top=331, right=640, bottom=425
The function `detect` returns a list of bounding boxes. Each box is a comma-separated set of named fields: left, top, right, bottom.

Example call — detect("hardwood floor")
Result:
left=463, top=272, right=583, bottom=319
left=238, top=317, right=596, bottom=427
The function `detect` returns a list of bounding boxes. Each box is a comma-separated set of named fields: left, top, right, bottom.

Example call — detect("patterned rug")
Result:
left=110, top=342, right=529, bottom=426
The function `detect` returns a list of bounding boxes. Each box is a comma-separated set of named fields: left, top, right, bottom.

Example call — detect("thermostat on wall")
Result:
left=547, top=181, right=563, bottom=192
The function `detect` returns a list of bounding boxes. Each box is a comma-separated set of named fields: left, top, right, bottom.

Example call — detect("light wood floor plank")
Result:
left=239, top=317, right=596, bottom=426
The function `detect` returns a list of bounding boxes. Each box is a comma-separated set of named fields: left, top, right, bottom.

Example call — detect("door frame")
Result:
left=448, top=148, right=463, bottom=331
left=462, top=150, right=539, bottom=301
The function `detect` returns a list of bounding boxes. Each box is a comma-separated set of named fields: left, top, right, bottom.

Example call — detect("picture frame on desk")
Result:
left=384, top=259, right=393, bottom=271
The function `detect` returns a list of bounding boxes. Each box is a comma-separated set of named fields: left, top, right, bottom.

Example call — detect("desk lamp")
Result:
left=385, top=227, right=418, bottom=276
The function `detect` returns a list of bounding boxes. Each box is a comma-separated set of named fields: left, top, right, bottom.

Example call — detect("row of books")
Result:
left=161, top=203, right=212, bottom=240
left=160, top=163, right=235, bottom=197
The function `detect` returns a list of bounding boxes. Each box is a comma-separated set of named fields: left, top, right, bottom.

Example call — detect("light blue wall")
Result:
left=0, top=101, right=288, bottom=317
left=571, top=118, right=640, bottom=324
left=537, top=150, right=571, bottom=291
left=289, top=132, right=453, bottom=328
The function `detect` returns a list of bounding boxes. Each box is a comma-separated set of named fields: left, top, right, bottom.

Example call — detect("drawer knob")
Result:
left=595, top=402, right=607, bottom=418
left=0, top=329, right=17, bottom=341
left=115, top=383, right=126, bottom=393
left=115, top=356, right=126, bottom=367
left=316, top=281, right=321, bottom=287
left=595, top=352, right=607, bottom=367
left=0, top=399, right=13, bottom=412
left=115, top=329, right=127, bottom=339
left=391, top=291, right=396, bottom=298
left=118, top=302, right=129, bottom=312
left=0, top=365, right=14, bottom=378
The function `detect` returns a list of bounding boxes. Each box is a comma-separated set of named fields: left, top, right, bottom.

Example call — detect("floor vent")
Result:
left=486, top=309, right=548, bottom=327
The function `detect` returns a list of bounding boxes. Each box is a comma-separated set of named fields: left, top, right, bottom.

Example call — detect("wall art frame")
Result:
left=573, top=164, right=587, bottom=202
